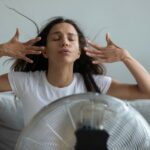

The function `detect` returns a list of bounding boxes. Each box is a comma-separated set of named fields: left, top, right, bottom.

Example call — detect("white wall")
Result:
left=0, top=0, right=150, bottom=82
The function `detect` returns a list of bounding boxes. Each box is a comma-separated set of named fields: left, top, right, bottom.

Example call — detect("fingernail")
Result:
left=107, top=32, right=110, bottom=37
left=84, top=47, right=88, bottom=50
left=41, top=46, right=45, bottom=49
left=85, top=37, right=92, bottom=43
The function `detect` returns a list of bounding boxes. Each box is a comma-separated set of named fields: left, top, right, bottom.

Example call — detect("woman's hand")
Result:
left=1, top=28, right=45, bottom=63
left=84, top=33, right=130, bottom=64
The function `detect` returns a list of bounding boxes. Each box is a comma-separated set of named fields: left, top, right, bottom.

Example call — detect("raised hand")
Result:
left=2, top=28, right=45, bottom=63
left=84, top=33, right=130, bottom=64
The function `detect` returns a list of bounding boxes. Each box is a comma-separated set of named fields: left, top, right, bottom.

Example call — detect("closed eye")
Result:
left=50, top=35, right=60, bottom=41
left=68, top=37, right=76, bottom=41
left=51, top=36, right=77, bottom=42
left=50, top=32, right=78, bottom=41
left=68, top=35, right=78, bottom=41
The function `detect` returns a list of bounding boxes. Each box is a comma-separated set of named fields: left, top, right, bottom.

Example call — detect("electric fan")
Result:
left=15, top=93, right=150, bottom=150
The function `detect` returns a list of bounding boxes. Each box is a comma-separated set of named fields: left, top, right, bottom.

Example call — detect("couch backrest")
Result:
left=0, top=92, right=24, bottom=150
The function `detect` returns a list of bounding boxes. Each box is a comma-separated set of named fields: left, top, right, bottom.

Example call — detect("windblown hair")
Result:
left=11, top=17, right=106, bottom=93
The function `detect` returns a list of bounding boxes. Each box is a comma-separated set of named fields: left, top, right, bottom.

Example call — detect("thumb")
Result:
left=12, top=28, right=20, bottom=40
left=106, top=33, right=120, bottom=48
left=106, top=32, right=113, bottom=46
left=106, top=33, right=115, bottom=46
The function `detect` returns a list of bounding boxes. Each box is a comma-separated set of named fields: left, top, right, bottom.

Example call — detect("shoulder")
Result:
left=74, top=73, right=83, bottom=80
left=92, top=74, right=112, bottom=82
left=73, top=73, right=112, bottom=84
left=8, top=71, right=46, bottom=88
left=92, top=74, right=112, bottom=94
left=8, top=71, right=45, bottom=79
left=7, top=71, right=46, bottom=97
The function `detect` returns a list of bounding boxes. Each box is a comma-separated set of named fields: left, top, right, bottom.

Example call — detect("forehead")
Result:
left=49, top=23, right=78, bottom=35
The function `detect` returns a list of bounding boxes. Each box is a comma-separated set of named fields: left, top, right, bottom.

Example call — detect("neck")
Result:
left=47, top=63, right=74, bottom=87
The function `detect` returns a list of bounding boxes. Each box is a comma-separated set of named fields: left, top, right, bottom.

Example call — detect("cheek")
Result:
left=74, top=43, right=79, bottom=49
left=46, top=43, right=56, bottom=54
left=76, top=43, right=80, bottom=54
left=74, top=45, right=81, bottom=58
left=46, top=42, right=54, bottom=49
left=74, top=42, right=80, bottom=51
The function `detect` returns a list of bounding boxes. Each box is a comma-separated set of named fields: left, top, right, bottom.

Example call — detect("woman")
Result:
left=0, top=17, right=150, bottom=125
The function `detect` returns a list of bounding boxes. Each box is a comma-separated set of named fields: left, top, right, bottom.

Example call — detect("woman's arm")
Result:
left=84, top=33, right=150, bottom=100
left=0, top=44, right=5, bottom=57
left=108, top=50, right=150, bottom=100
left=0, top=74, right=11, bottom=92
left=0, top=28, right=44, bottom=62
left=0, top=28, right=45, bottom=92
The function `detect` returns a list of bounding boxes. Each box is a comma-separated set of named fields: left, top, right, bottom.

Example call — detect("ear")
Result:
left=42, top=48, right=48, bottom=58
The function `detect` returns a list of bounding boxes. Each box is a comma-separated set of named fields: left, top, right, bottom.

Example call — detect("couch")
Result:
left=0, top=92, right=150, bottom=150
left=0, top=92, right=24, bottom=150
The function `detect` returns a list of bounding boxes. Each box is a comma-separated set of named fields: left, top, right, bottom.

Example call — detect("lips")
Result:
left=58, top=48, right=71, bottom=53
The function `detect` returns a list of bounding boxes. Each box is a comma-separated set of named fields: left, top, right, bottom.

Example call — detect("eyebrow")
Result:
left=50, top=31, right=78, bottom=36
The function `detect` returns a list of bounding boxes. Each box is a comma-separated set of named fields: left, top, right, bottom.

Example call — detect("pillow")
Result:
left=128, top=100, right=150, bottom=125
left=0, top=91, right=24, bottom=150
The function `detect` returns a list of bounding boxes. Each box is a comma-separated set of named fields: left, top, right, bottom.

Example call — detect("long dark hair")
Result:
left=11, top=17, right=106, bottom=93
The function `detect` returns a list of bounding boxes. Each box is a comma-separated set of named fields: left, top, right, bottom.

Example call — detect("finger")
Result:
left=84, top=47, right=107, bottom=55
left=25, top=37, right=41, bottom=45
left=26, top=46, right=45, bottom=51
left=85, top=47, right=118, bottom=59
left=106, top=33, right=120, bottom=48
left=93, top=56, right=119, bottom=64
left=25, top=50, right=42, bottom=55
left=21, top=56, right=33, bottom=63
left=92, top=59, right=106, bottom=64
left=86, top=50, right=118, bottom=61
left=92, top=58, right=111, bottom=64
left=87, top=41, right=103, bottom=50
left=84, top=46, right=102, bottom=52
left=85, top=49, right=103, bottom=55
left=106, top=32, right=114, bottom=46
left=86, top=51, right=104, bottom=58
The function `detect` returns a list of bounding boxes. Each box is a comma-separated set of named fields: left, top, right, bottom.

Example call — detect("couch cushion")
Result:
left=0, top=92, right=24, bottom=150
left=128, top=100, right=150, bottom=125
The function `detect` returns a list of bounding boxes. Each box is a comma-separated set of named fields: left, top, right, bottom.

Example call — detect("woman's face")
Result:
left=45, top=23, right=80, bottom=64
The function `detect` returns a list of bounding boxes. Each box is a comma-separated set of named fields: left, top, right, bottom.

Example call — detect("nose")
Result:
left=61, top=37, right=70, bottom=47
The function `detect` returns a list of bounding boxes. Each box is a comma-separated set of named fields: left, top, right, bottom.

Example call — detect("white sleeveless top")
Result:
left=8, top=71, right=112, bottom=125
